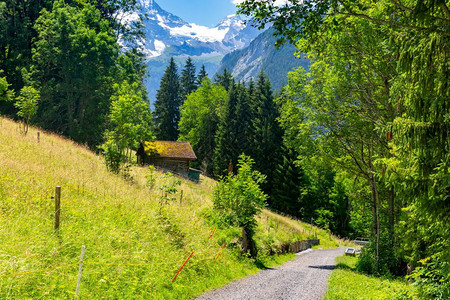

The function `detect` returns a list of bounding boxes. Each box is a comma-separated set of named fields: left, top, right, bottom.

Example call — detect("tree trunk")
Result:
left=371, top=184, right=377, bottom=236
left=387, top=188, right=395, bottom=241
left=370, top=175, right=381, bottom=272
left=374, top=179, right=380, bottom=271
left=242, top=227, right=258, bottom=258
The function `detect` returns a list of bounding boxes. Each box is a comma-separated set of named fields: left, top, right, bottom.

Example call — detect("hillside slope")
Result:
left=0, top=117, right=346, bottom=298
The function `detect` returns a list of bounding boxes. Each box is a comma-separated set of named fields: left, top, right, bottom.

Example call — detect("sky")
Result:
left=157, top=0, right=240, bottom=27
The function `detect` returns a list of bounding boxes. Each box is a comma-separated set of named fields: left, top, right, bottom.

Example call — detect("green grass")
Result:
left=324, top=255, right=418, bottom=300
left=0, top=117, right=346, bottom=298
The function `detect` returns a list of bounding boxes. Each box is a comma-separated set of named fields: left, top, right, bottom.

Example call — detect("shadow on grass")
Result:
left=335, top=262, right=357, bottom=271
left=254, top=259, right=276, bottom=270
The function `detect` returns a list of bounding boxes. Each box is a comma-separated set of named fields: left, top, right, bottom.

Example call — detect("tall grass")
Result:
left=0, top=117, right=345, bottom=298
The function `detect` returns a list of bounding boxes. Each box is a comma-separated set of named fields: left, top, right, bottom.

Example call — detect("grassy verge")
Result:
left=324, top=255, right=418, bottom=300
left=0, top=117, right=345, bottom=298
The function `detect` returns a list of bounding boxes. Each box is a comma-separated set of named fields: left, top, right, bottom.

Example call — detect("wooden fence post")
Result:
left=54, top=186, right=61, bottom=231
left=37, top=132, right=40, bottom=143
left=180, top=190, right=183, bottom=204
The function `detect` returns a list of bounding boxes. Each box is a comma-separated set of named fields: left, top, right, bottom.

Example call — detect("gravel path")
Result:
left=197, top=247, right=344, bottom=300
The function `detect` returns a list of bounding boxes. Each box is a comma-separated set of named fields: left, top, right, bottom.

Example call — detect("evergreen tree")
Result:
left=180, top=57, right=197, bottom=99
left=153, top=57, right=182, bottom=141
left=196, top=64, right=208, bottom=86
left=213, top=82, right=253, bottom=177
left=271, top=146, right=305, bottom=214
left=214, top=68, right=234, bottom=92
left=249, top=70, right=284, bottom=195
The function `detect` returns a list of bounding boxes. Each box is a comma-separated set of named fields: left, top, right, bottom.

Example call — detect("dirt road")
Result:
left=197, top=247, right=344, bottom=300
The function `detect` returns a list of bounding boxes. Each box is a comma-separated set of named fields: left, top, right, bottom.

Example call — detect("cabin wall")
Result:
left=145, top=157, right=190, bottom=176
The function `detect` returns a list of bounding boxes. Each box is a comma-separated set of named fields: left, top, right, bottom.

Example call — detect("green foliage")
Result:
left=397, top=205, right=450, bottom=298
left=101, top=80, right=152, bottom=172
left=32, top=0, right=119, bottom=146
left=0, top=1, right=147, bottom=147
left=101, top=137, right=122, bottom=173
left=157, top=172, right=181, bottom=208
left=247, top=70, right=284, bottom=195
left=145, top=165, right=157, bottom=189
left=178, top=77, right=227, bottom=175
left=213, top=82, right=253, bottom=177
left=270, top=146, right=305, bottom=214
left=14, top=86, right=40, bottom=135
left=0, top=0, right=52, bottom=96
left=357, top=234, right=402, bottom=276
left=213, top=155, right=268, bottom=257
left=213, top=155, right=267, bottom=231
left=106, top=81, right=152, bottom=150
left=408, top=253, right=450, bottom=299
left=153, top=57, right=182, bottom=140
left=0, top=73, right=14, bottom=103
left=314, top=208, right=334, bottom=231
left=240, top=2, right=449, bottom=290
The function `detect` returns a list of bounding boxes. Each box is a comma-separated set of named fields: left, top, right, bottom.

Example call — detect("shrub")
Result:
left=213, top=154, right=267, bottom=257
left=408, top=252, right=450, bottom=299
left=157, top=172, right=181, bottom=209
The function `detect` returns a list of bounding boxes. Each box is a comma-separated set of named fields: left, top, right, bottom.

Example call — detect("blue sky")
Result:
left=157, top=0, right=239, bottom=27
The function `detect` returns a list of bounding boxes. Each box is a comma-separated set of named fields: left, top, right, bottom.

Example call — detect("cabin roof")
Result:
left=140, top=141, right=197, bottom=160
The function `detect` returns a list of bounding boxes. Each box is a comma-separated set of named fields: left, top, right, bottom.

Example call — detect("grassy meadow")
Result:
left=0, top=117, right=346, bottom=298
left=324, top=255, right=418, bottom=300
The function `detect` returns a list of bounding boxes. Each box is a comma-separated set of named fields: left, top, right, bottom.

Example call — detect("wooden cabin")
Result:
left=136, top=141, right=197, bottom=178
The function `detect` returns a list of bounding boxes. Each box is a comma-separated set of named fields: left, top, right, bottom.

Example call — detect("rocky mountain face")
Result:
left=216, top=27, right=310, bottom=91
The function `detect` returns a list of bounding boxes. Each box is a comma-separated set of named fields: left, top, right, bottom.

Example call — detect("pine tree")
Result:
left=213, top=82, right=253, bottom=177
left=271, top=146, right=305, bottom=215
left=196, top=64, right=208, bottom=86
left=153, top=57, right=182, bottom=141
left=214, top=68, right=234, bottom=92
left=180, top=57, right=197, bottom=99
left=249, top=70, right=284, bottom=195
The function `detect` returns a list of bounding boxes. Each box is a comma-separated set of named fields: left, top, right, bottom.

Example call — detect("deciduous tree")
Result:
left=14, top=86, right=40, bottom=135
left=178, top=77, right=227, bottom=175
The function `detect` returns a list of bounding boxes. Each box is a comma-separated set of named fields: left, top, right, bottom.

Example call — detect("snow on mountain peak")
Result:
left=126, top=0, right=261, bottom=59
left=167, top=23, right=229, bottom=43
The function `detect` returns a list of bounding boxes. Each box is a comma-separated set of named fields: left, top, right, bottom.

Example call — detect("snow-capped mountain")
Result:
left=127, top=0, right=261, bottom=102
left=135, top=0, right=259, bottom=58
